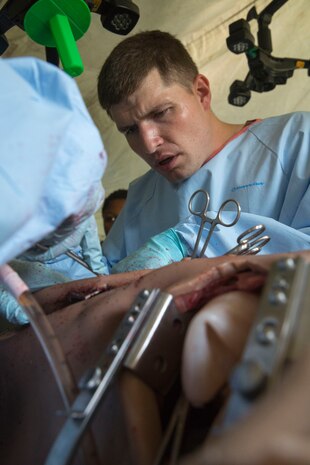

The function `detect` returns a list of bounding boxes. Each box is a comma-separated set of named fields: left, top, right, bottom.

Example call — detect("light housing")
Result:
left=87, top=0, right=139, bottom=35
left=228, top=80, right=251, bottom=107
left=226, top=19, right=255, bottom=54
left=226, top=0, right=310, bottom=106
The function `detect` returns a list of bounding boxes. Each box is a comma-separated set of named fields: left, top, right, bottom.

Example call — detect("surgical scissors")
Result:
left=225, top=224, right=270, bottom=255
left=188, top=189, right=241, bottom=258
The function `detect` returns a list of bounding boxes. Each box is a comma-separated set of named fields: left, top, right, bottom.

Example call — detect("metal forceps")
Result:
left=189, top=189, right=241, bottom=258
left=225, top=224, right=270, bottom=255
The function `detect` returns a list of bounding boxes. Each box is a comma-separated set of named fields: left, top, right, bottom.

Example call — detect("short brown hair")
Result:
left=98, top=30, right=198, bottom=114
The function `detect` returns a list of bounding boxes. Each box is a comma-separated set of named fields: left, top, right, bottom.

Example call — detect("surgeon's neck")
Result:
left=205, top=113, right=244, bottom=162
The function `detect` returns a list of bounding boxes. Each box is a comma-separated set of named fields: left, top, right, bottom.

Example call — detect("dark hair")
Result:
left=102, top=189, right=128, bottom=215
left=98, top=30, right=198, bottom=114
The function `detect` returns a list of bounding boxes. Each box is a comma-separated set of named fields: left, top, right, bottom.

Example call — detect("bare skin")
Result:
left=1, top=252, right=309, bottom=465
left=110, top=69, right=243, bottom=183
left=1, top=257, right=228, bottom=465
left=182, top=291, right=260, bottom=406
left=179, top=252, right=310, bottom=465
left=32, top=268, right=151, bottom=313
left=119, top=371, right=162, bottom=465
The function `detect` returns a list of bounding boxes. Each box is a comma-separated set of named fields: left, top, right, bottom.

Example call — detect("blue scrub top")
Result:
left=102, top=111, right=310, bottom=270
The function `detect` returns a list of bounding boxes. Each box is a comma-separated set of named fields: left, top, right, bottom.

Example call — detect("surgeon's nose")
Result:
left=140, top=123, right=163, bottom=154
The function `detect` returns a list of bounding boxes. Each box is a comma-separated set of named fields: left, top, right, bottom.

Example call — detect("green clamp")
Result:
left=24, top=0, right=91, bottom=77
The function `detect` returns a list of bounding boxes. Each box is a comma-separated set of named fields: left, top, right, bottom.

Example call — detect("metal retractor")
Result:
left=212, top=255, right=310, bottom=433
left=45, top=288, right=193, bottom=465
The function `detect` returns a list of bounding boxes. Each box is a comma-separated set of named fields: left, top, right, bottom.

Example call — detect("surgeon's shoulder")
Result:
left=248, top=111, right=309, bottom=150
left=250, top=111, right=309, bottom=134
left=128, top=169, right=161, bottom=201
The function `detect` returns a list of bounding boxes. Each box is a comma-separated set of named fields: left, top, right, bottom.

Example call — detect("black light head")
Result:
left=226, top=18, right=255, bottom=54
left=88, top=0, right=139, bottom=35
left=228, top=80, right=251, bottom=107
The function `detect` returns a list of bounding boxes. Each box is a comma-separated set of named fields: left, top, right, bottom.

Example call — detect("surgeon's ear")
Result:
left=194, top=74, right=211, bottom=110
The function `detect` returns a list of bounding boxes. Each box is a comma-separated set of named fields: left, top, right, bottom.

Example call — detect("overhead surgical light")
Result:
left=0, top=0, right=140, bottom=76
left=228, top=80, right=251, bottom=107
left=226, top=19, right=255, bottom=55
left=86, top=0, right=139, bottom=35
left=226, top=0, right=310, bottom=106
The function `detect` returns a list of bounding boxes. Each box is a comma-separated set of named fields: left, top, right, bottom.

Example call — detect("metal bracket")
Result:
left=45, top=287, right=193, bottom=465
left=213, top=256, right=310, bottom=432
left=124, top=291, right=192, bottom=394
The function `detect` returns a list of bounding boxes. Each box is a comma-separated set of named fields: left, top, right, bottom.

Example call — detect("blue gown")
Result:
left=0, top=57, right=107, bottom=324
left=103, top=111, right=310, bottom=271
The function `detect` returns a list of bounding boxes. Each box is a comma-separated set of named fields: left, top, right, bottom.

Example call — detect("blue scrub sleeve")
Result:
left=111, top=228, right=189, bottom=273
left=80, top=216, right=108, bottom=274
left=21, top=216, right=109, bottom=277
left=0, top=259, right=70, bottom=325
left=0, top=290, right=29, bottom=325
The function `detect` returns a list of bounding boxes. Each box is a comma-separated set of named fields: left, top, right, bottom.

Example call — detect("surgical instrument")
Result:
left=225, top=224, right=270, bottom=255
left=45, top=288, right=193, bottom=465
left=188, top=189, right=241, bottom=258
left=36, top=243, right=100, bottom=276
left=213, top=256, right=310, bottom=431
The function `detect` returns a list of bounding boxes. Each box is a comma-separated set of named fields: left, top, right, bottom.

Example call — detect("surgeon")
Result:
left=0, top=55, right=108, bottom=325
left=98, top=30, right=310, bottom=272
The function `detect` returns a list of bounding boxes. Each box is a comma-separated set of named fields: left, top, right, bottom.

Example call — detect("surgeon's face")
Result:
left=110, top=69, right=212, bottom=183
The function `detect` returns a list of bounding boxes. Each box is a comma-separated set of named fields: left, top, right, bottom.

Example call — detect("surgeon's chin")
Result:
left=157, top=166, right=191, bottom=184
left=153, top=155, right=188, bottom=183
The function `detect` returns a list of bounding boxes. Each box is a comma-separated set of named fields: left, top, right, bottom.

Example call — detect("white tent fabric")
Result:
left=2, top=0, right=309, bottom=239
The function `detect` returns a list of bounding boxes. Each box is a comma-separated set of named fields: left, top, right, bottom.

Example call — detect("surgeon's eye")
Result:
left=123, top=125, right=138, bottom=136
left=154, top=107, right=171, bottom=119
